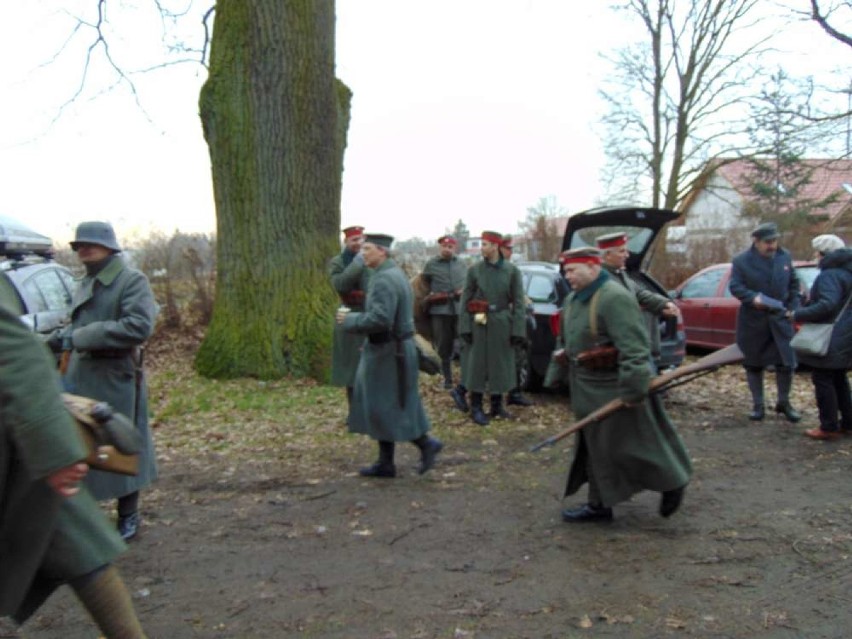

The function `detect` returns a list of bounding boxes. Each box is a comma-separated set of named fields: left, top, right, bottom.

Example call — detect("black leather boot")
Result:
left=561, top=502, right=613, bottom=523
left=441, top=360, right=453, bottom=390
left=413, top=436, right=444, bottom=475
left=748, top=404, right=765, bottom=421
left=489, top=394, right=512, bottom=419
left=470, top=392, right=489, bottom=426
left=359, top=441, right=396, bottom=478
left=450, top=384, right=469, bottom=412
left=507, top=388, right=533, bottom=407
left=775, top=402, right=802, bottom=423
left=660, top=485, right=686, bottom=518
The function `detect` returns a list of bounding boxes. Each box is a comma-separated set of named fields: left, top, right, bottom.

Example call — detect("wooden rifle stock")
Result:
left=529, top=343, right=744, bottom=453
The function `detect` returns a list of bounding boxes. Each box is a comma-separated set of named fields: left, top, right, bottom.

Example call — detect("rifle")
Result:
left=528, top=343, right=744, bottom=453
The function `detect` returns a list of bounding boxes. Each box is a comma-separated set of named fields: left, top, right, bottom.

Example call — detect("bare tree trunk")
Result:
left=196, top=0, right=351, bottom=379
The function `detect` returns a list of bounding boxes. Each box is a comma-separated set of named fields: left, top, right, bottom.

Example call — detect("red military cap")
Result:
left=596, top=232, right=628, bottom=250
left=481, top=230, right=503, bottom=244
left=438, top=235, right=458, bottom=246
left=559, top=247, right=602, bottom=265
left=342, top=226, right=365, bottom=239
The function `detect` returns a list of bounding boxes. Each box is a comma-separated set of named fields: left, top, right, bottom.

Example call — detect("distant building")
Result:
left=673, top=158, right=852, bottom=261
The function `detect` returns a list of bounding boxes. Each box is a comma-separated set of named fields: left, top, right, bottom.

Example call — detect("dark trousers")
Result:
left=812, top=368, right=852, bottom=432
left=430, top=314, right=458, bottom=363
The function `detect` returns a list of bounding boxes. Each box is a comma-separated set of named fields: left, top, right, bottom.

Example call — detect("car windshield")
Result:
left=569, top=225, right=654, bottom=254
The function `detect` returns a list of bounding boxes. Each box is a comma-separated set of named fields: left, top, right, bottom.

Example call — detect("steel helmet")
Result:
left=69, top=221, right=121, bottom=252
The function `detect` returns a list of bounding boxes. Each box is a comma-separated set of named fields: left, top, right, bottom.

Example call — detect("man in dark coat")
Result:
left=596, top=231, right=679, bottom=365
left=0, top=305, right=147, bottom=637
left=553, top=248, right=692, bottom=523
left=458, top=231, right=526, bottom=426
left=50, top=221, right=158, bottom=542
left=420, top=235, right=467, bottom=389
left=337, top=233, right=442, bottom=478
left=729, top=222, right=802, bottom=422
left=328, top=226, right=371, bottom=421
left=789, top=235, right=852, bottom=440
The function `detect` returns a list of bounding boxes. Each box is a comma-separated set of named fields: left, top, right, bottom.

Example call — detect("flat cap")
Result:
left=751, top=222, right=780, bottom=241
left=364, top=233, right=394, bottom=249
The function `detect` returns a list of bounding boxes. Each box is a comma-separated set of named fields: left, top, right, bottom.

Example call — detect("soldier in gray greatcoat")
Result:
left=596, top=231, right=679, bottom=367
left=0, top=304, right=147, bottom=637
left=328, top=225, right=370, bottom=421
left=729, top=222, right=802, bottom=422
left=48, top=221, right=158, bottom=541
left=554, top=248, right=691, bottom=523
left=458, top=230, right=527, bottom=426
left=337, top=233, right=442, bottom=478
left=420, top=235, right=467, bottom=389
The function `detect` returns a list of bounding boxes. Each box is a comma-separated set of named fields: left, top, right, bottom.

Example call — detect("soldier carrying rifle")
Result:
left=551, top=247, right=691, bottom=523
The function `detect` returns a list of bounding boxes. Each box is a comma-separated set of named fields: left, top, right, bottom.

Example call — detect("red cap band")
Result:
left=343, top=226, right=364, bottom=239
left=596, top=234, right=627, bottom=249
left=482, top=231, right=503, bottom=244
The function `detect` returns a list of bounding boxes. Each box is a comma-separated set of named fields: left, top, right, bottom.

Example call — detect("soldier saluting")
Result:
left=729, top=222, right=802, bottom=422
left=420, top=235, right=467, bottom=389
left=337, top=234, right=442, bottom=478
left=554, top=247, right=691, bottom=523
left=328, top=226, right=370, bottom=422
left=458, top=230, right=526, bottom=426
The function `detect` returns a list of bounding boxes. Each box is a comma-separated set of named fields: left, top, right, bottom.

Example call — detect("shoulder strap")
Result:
left=589, top=289, right=602, bottom=339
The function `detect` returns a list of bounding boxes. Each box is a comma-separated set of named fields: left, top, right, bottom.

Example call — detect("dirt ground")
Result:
left=11, top=363, right=852, bottom=639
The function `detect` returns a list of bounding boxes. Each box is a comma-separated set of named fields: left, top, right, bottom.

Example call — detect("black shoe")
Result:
left=748, top=405, right=765, bottom=421
left=358, top=462, right=396, bottom=478
left=507, top=390, right=533, bottom=407
left=471, top=406, right=490, bottom=426
left=660, top=485, right=686, bottom=518
left=561, top=503, right=613, bottom=523
left=450, top=387, right=469, bottom=412
left=117, top=512, right=140, bottom=541
left=775, top=402, right=801, bottom=423
left=418, top=438, right=443, bottom=475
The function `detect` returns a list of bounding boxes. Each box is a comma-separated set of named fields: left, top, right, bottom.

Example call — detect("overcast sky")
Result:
left=0, top=1, right=847, bottom=245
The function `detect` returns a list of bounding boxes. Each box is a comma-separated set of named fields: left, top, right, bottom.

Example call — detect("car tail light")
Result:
left=549, top=310, right=561, bottom=337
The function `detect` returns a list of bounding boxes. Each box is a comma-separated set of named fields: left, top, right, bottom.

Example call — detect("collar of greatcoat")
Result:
left=72, top=255, right=124, bottom=313
left=573, top=268, right=610, bottom=303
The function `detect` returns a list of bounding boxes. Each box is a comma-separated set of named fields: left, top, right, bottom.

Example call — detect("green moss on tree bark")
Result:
left=196, top=0, right=350, bottom=380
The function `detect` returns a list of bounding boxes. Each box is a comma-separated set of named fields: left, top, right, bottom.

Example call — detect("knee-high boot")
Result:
left=745, top=368, right=765, bottom=420
left=774, top=366, right=801, bottom=422
left=359, top=441, right=396, bottom=477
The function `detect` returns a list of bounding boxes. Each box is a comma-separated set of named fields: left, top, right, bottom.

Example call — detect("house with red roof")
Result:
left=671, top=158, right=852, bottom=261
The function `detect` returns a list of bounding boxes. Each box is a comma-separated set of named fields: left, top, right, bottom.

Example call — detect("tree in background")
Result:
left=810, top=0, right=852, bottom=48
left=194, top=1, right=351, bottom=379
left=742, top=69, right=839, bottom=257
left=519, top=196, right=566, bottom=261
left=599, top=0, right=769, bottom=209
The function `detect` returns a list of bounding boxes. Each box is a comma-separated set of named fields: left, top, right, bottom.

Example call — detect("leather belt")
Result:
left=368, top=331, right=414, bottom=345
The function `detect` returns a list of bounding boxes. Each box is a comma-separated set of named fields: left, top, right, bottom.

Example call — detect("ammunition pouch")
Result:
left=573, top=345, right=619, bottom=371
left=425, top=291, right=452, bottom=307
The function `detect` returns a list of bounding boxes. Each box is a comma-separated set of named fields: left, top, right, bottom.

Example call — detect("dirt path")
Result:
left=16, top=372, right=852, bottom=639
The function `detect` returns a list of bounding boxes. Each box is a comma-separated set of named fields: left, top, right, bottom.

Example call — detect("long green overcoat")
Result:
left=0, top=305, right=124, bottom=622
left=329, top=250, right=371, bottom=387
left=62, top=255, right=158, bottom=501
left=458, top=257, right=526, bottom=394
left=342, top=259, right=430, bottom=442
left=557, top=273, right=692, bottom=507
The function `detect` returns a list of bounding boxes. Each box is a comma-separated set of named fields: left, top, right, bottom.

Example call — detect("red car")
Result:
left=671, top=261, right=819, bottom=349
